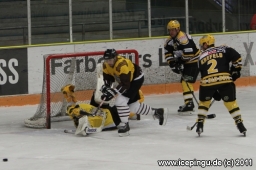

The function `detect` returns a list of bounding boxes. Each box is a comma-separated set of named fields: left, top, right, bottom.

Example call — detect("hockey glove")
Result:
left=100, top=85, right=109, bottom=93
left=231, top=67, right=241, bottom=81
left=173, top=50, right=183, bottom=58
left=171, top=63, right=183, bottom=74
left=101, top=88, right=117, bottom=101
left=172, top=68, right=180, bottom=74
left=212, top=90, right=221, bottom=101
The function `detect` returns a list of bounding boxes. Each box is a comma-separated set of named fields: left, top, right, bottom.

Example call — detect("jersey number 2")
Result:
left=207, top=59, right=218, bottom=74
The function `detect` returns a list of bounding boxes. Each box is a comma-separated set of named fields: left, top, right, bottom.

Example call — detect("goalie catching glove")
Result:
left=101, top=86, right=117, bottom=101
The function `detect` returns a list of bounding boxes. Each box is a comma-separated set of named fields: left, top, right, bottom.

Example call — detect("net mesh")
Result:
left=24, top=50, right=138, bottom=128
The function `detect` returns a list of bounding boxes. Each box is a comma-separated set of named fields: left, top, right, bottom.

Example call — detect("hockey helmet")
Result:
left=103, top=49, right=118, bottom=60
left=167, top=20, right=180, bottom=30
left=199, top=34, right=215, bottom=47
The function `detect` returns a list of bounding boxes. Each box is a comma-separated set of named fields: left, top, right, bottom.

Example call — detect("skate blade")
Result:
left=178, top=111, right=194, bottom=116
left=197, top=131, right=202, bottom=137
left=118, top=132, right=130, bottom=137
left=197, top=128, right=203, bottom=136
left=242, top=131, right=246, bottom=137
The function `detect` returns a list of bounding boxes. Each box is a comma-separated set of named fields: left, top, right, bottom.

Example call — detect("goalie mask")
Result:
left=103, top=49, right=117, bottom=60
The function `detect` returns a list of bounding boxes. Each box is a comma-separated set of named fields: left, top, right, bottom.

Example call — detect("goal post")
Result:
left=24, top=49, right=139, bottom=129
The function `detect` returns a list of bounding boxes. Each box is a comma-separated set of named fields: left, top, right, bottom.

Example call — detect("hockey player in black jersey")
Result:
left=164, top=20, right=200, bottom=115
left=194, top=34, right=247, bottom=136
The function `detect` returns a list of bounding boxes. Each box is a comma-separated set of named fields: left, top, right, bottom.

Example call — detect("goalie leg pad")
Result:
left=75, top=116, right=88, bottom=136
left=75, top=112, right=107, bottom=136
left=86, top=112, right=107, bottom=133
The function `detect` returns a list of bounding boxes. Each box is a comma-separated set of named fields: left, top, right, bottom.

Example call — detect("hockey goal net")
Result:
left=24, top=49, right=139, bottom=129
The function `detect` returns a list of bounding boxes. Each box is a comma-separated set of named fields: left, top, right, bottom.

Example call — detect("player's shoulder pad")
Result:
left=164, top=36, right=173, bottom=47
left=218, top=44, right=231, bottom=51
left=116, top=57, right=128, bottom=67
left=117, top=55, right=125, bottom=60
left=176, top=31, right=189, bottom=45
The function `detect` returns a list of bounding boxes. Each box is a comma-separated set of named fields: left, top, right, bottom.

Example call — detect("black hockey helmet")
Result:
left=103, top=49, right=117, bottom=60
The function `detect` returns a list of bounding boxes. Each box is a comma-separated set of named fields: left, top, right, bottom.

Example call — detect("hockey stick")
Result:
left=179, top=69, right=216, bottom=119
left=186, top=98, right=216, bottom=131
left=186, top=122, right=197, bottom=131
left=186, top=102, right=216, bottom=131
left=92, top=97, right=106, bottom=116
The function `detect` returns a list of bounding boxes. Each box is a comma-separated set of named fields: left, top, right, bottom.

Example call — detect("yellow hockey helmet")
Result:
left=199, top=34, right=215, bottom=47
left=167, top=20, right=180, bottom=30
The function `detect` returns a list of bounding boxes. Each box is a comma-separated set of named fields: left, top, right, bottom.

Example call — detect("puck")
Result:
left=3, top=158, right=8, bottom=162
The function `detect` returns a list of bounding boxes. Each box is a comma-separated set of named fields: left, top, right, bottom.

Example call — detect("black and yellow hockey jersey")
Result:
left=198, top=45, right=242, bottom=86
left=103, top=56, right=142, bottom=94
left=164, top=31, right=200, bottom=65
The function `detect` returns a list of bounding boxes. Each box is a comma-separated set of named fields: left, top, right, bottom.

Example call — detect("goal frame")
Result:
left=45, top=49, right=139, bottom=129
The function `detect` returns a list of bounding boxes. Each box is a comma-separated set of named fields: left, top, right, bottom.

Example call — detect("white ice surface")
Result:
left=0, top=87, right=255, bottom=170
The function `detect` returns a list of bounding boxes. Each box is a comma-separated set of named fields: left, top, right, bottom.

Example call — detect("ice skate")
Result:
left=196, top=122, right=203, bottom=136
left=118, top=122, right=130, bottom=137
left=236, top=119, right=247, bottom=137
left=195, top=115, right=205, bottom=136
left=153, top=108, right=168, bottom=126
left=178, top=100, right=194, bottom=116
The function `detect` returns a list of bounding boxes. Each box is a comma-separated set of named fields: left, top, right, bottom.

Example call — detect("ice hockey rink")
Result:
left=0, top=87, right=255, bottom=170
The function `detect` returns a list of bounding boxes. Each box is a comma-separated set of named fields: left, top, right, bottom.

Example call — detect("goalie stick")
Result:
left=64, top=129, right=75, bottom=133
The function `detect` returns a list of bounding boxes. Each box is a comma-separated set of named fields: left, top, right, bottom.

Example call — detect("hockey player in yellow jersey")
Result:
left=194, top=34, right=247, bottom=136
left=101, top=49, right=168, bottom=137
left=164, top=20, right=200, bottom=115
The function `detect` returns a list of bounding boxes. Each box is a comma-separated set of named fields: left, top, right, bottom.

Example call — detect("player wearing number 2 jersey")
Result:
left=193, top=34, right=247, bottom=137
